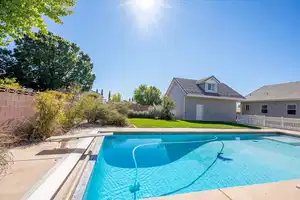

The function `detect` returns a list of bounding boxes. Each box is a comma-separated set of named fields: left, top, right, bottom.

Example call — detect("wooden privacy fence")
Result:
left=237, top=115, right=300, bottom=131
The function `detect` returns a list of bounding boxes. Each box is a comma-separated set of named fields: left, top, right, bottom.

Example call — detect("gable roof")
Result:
left=245, top=81, right=300, bottom=102
left=172, top=77, right=244, bottom=100
left=196, top=75, right=220, bottom=84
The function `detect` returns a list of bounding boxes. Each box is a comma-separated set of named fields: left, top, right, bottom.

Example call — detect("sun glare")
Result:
left=135, top=0, right=155, bottom=12
left=121, top=0, right=170, bottom=31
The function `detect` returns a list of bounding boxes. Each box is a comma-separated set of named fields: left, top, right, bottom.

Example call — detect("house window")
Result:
left=261, top=105, right=268, bottom=114
left=246, top=105, right=250, bottom=111
left=287, top=104, right=296, bottom=115
left=207, top=83, right=216, bottom=92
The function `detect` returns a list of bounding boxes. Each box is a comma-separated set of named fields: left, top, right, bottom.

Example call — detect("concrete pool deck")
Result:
left=146, top=179, right=300, bottom=200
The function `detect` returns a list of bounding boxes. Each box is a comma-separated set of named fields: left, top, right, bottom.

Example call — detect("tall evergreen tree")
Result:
left=108, top=90, right=111, bottom=101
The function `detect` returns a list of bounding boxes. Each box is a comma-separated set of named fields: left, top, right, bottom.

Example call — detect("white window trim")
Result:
left=261, top=104, right=268, bottom=114
left=206, top=83, right=217, bottom=92
left=287, top=104, right=297, bottom=115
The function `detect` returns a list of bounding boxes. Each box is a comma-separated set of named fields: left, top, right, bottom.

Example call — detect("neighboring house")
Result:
left=166, top=76, right=244, bottom=122
left=241, top=81, right=300, bottom=118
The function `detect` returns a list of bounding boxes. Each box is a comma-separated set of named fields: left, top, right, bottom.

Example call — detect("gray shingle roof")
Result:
left=174, top=77, right=244, bottom=99
left=245, top=81, right=300, bottom=101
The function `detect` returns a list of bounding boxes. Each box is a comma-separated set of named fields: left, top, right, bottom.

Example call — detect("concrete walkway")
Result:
left=147, top=179, right=300, bottom=200
left=0, top=141, right=74, bottom=200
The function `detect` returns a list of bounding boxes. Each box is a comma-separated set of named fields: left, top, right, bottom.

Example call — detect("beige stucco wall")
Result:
left=185, top=97, right=237, bottom=122
left=241, top=101, right=300, bottom=118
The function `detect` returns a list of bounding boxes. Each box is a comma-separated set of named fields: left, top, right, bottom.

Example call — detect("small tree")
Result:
left=101, top=89, right=104, bottom=96
left=161, top=96, right=176, bottom=120
left=133, top=85, right=161, bottom=105
left=111, top=93, right=121, bottom=102
left=108, top=91, right=111, bottom=101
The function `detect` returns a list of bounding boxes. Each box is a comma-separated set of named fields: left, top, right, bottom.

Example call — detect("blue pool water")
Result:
left=83, top=133, right=300, bottom=200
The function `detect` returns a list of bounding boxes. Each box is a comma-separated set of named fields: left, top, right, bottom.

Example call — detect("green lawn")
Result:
left=128, top=118, right=259, bottom=129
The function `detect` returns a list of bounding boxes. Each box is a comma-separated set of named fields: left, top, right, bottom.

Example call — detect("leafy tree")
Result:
left=161, top=96, right=176, bottom=120
left=111, top=93, right=121, bottom=102
left=101, top=89, right=103, bottom=96
left=96, top=89, right=99, bottom=93
left=4, top=31, right=96, bottom=91
left=133, top=85, right=162, bottom=105
left=133, top=84, right=147, bottom=105
left=145, top=86, right=162, bottom=105
left=0, top=49, right=15, bottom=76
left=108, top=91, right=111, bottom=101
left=0, top=0, right=76, bottom=46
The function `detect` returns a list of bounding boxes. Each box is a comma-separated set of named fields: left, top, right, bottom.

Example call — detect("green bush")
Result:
left=128, top=110, right=152, bottom=118
left=149, top=105, right=162, bottom=119
left=161, top=96, right=176, bottom=120
left=104, top=110, right=128, bottom=127
left=109, top=102, right=131, bottom=115
left=0, top=78, right=22, bottom=89
left=33, top=91, right=67, bottom=140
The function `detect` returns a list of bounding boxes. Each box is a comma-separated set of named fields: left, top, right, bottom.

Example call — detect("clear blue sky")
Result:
left=45, top=0, right=300, bottom=100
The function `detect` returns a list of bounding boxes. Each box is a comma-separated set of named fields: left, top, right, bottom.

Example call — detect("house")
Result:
left=241, top=81, right=300, bottom=118
left=166, top=76, right=244, bottom=122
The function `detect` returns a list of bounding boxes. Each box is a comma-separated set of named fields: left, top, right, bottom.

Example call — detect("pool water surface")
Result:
left=83, top=133, right=300, bottom=200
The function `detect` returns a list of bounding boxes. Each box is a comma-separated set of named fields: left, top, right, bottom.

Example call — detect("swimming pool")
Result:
left=83, top=133, right=300, bottom=200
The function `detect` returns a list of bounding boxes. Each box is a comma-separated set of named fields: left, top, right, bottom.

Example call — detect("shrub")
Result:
left=70, top=93, right=102, bottom=123
left=0, top=147, right=12, bottom=177
left=32, top=91, right=67, bottom=140
left=161, top=96, right=176, bottom=120
left=0, top=78, right=22, bottom=89
left=148, top=105, right=162, bottom=119
left=104, top=110, right=128, bottom=127
left=128, top=110, right=152, bottom=118
left=109, top=102, right=131, bottom=115
left=128, top=105, right=166, bottom=119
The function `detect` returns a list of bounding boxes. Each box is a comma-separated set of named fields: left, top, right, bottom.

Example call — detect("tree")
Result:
left=96, top=89, right=99, bottom=93
left=0, top=0, right=76, bottom=46
left=111, top=93, right=121, bottom=102
left=0, top=49, right=15, bottom=76
left=161, top=96, right=176, bottom=120
left=101, top=89, right=104, bottom=96
left=3, top=31, right=96, bottom=91
left=108, top=91, right=111, bottom=101
left=133, top=85, right=162, bottom=105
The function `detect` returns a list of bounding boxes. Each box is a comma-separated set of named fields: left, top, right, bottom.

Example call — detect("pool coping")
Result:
left=22, top=137, right=94, bottom=200
left=97, top=127, right=300, bottom=137
left=72, top=128, right=300, bottom=200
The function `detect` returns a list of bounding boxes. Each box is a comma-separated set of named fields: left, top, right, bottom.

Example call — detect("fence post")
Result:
left=263, top=115, right=266, bottom=127
left=281, top=117, right=284, bottom=129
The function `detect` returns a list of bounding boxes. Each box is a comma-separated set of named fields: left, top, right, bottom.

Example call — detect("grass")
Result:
left=128, top=118, right=259, bottom=129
